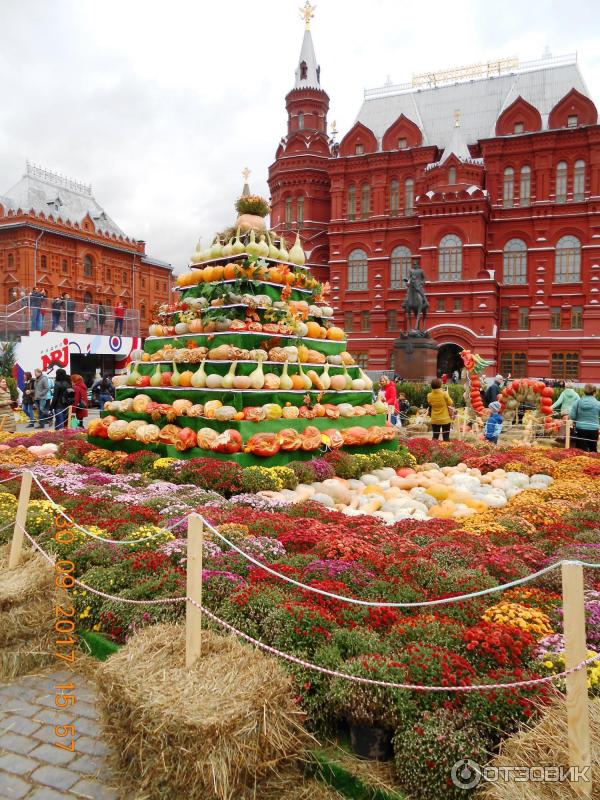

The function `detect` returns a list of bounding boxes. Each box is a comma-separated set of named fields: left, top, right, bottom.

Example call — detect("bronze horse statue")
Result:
left=402, top=264, right=429, bottom=335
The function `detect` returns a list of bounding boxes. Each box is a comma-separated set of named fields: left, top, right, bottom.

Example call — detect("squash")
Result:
left=279, top=362, right=293, bottom=391
left=221, top=362, right=237, bottom=390
left=178, top=370, right=194, bottom=388
left=282, top=405, right=300, bottom=419
left=191, top=360, right=207, bottom=388
left=337, top=403, right=355, bottom=418
left=326, top=326, right=345, bottom=341
left=340, top=351, right=355, bottom=365
left=187, top=404, right=205, bottom=417
left=283, top=346, right=299, bottom=363
left=264, top=373, right=281, bottom=390
left=107, top=420, right=129, bottom=441
left=203, top=400, right=223, bottom=419
left=214, top=406, right=237, bottom=422
left=129, top=349, right=145, bottom=362
left=197, top=428, right=219, bottom=449
left=262, top=403, right=283, bottom=420
left=297, top=363, right=312, bottom=390
left=135, top=424, right=160, bottom=443
left=172, top=399, right=193, bottom=416
left=232, top=375, right=252, bottom=390
left=248, top=359, right=265, bottom=390
left=175, top=322, right=189, bottom=336
left=307, top=370, right=324, bottom=391
left=352, top=379, right=366, bottom=391
left=132, top=394, right=151, bottom=413
left=188, top=319, right=204, bottom=334
left=307, top=350, right=326, bottom=365
left=205, top=373, right=223, bottom=389
left=330, top=375, right=346, bottom=391
left=159, top=424, right=180, bottom=444
left=126, top=419, right=147, bottom=438
left=320, top=363, right=331, bottom=391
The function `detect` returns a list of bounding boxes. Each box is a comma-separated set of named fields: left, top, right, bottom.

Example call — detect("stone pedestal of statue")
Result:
left=393, top=335, right=438, bottom=382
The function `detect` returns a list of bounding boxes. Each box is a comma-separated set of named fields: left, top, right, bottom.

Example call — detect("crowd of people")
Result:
left=11, top=288, right=128, bottom=335
left=376, top=372, right=599, bottom=452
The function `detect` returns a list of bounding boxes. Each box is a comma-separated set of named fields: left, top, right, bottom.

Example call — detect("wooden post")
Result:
left=8, top=471, right=33, bottom=569
left=0, top=415, right=5, bottom=432
left=67, top=404, right=73, bottom=429
left=566, top=419, right=572, bottom=450
left=562, top=561, right=592, bottom=798
left=185, top=513, right=204, bottom=668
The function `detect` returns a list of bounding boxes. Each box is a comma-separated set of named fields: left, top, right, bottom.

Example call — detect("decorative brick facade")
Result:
left=0, top=163, right=172, bottom=331
left=269, top=35, right=600, bottom=382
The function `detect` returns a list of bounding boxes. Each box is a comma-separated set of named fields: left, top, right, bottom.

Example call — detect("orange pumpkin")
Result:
left=306, top=321, right=322, bottom=339
left=223, top=263, right=238, bottom=280
left=291, top=374, right=306, bottom=390
left=188, top=319, right=203, bottom=334
left=202, top=266, right=213, bottom=282
left=326, top=326, right=345, bottom=341
left=267, top=267, right=284, bottom=284
left=211, top=265, right=224, bottom=281
left=178, top=370, right=194, bottom=387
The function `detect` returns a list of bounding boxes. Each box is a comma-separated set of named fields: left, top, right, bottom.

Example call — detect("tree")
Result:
left=0, top=341, right=18, bottom=400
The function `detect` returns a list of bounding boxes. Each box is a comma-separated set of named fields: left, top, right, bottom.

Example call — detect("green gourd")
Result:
left=289, top=232, right=306, bottom=266
left=171, top=362, right=181, bottom=387
left=297, top=363, right=312, bottom=390
left=267, top=231, right=280, bottom=260
left=357, top=368, right=373, bottom=391
left=320, top=363, right=331, bottom=390
left=246, top=229, right=259, bottom=257
left=210, top=236, right=223, bottom=259
left=231, top=228, right=244, bottom=255
left=342, top=364, right=353, bottom=389
left=279, top=236, right=289, bottom=261
left=222, top=238, right=234, bottom=258
left=279, top=361, right=293, bottom=390
left=256, top=234, right=269, bottom=258
left=150, top=364, right=162, bottom=387
left=221, top=361, right=237, bottom=389
left=191, top=360, right=207, bottom=388
left=248, top=357, right=265, bottom=389
left=126, top=363, right=141, bottom=386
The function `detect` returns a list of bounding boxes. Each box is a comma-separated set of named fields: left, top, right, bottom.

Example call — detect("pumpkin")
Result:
left=323, top=428, right=344, bottom=449
left=243, top=406, right=266, bottom=422
left=264, top=373, right=281, bottom=390
left=279, top=428, right=303, bottom=451
left=129, top=349, right=145, bottom=362
left=214, top=406, right=237, bottom=422
left=282, top=405, right=300, bottom=419
left=205, top=373, right=223, bottom=389
left=301, top=426, right=322, bottom=451
left=188, top=319, right=204, bottom=334
left=88, top=418, right=108, bottom=437
left=135, top=424, right=160, bottom=443
left=175, top=427, right=197, bottom=451
left=204, top=400, right=223, bottom=418
left=197, top=428, right=219, bottom=449
left=291, top=374, right=306, bottom=390
left=132, top=394, right=151, bottom=413
left=262, top=403, right=283, bottom=420
left=326, top=326, right=345, bottom=341
left=187, top=404, right=205, bottom=417
left=330, top=375, right=346, bottom=391
left=305, top=321, right=322, bottom=339
left=232, top=375, right=252, bottom=390
left=126, top=419, right=146, bottom=438
left=159, top=424, right=180, bottom=444
left=307, top=350, right=326, bottom=365
left=340, top=351, right=355, bottom=365
left=172, top=399, right=193, bottom=416
left=337, top=403, right=355, bottom=418
left=342, top=426, right=368, bottom=446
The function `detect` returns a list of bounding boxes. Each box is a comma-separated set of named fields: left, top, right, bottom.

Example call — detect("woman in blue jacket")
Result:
left=570, top=385, right=600, bottom=452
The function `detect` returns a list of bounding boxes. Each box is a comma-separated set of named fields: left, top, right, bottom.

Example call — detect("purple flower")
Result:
left=202, top=569, right=246, bottom=586
left=309, top=458, right=336, bottom=481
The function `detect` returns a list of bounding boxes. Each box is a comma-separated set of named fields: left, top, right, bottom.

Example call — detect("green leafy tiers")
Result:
left=90, top=254, right=397, bottom=465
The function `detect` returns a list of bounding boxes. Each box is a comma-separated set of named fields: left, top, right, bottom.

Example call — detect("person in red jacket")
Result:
left=379, top=375, right=399, bottom=424
left=114, top=301, right=125, bottom=335
left=70, top=374, right=88, bottom=428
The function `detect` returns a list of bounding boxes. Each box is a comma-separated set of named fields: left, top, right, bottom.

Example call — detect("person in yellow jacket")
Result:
left=427, top=377, right=454, bottom=441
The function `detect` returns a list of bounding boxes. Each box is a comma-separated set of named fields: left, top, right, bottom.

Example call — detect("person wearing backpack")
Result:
left=98, top=375, right=115, bottom=408
left=50, top=368, right=75, bottom=430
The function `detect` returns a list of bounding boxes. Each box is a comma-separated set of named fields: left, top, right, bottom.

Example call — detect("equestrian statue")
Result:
left=402, top=261, right=429, bottom=336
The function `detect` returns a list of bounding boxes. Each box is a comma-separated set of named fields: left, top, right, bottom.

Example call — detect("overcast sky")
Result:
left=1, top=0, right=598, bottom=273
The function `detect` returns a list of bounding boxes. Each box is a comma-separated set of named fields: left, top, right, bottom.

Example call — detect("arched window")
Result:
left=83, top=255, right=93, bottom=277
left=503, top=239, right=527, bottom=284
left=347, top=185, right=356, bottom=220
left=83, top=291, right=93, bottom=304
left=348, top=248, right=368, bottom=291
left=404, top=178, right=414, bottom=216
left=389, top=180, right=399, bottom=215
left=556, top=161, right=567, bottom=203
left=573, top=160, right=585, bottom=202
left=438, top=234, right=462, bottom=281
left=390, top=246, right=411, bottom=289
left=300, top=61, right=307, bottom=80
left=285, top=197, right=292, bottom=228
left=448, top=166, right=456, bottom=185
left=555, top=235, right=581, bottom=283
left=503, top=167, right=514, bottom=208
left=519, top=166, right=531, bottom=206
left=298, top=112, right=304, bottom=130
left=40, top=255, right=47, bottom=270
left=361, top=183, right=370, bottom=218
left=7, top=254, right=13, bottom=270
left=140, top=302, right=146, bottom=318
left=296, top=196, right=304, bottom=227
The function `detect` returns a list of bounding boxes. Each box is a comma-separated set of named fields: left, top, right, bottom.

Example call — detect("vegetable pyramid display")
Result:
left=88, top=193, right=397, bottom=464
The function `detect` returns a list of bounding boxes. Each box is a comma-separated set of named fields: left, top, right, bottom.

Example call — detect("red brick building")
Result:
left=269, top=26, right=600, bottom=382
left=0, top=162, right=172, bottom=333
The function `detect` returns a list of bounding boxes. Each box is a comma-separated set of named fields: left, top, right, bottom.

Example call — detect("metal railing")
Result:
left=0, top=298, right=140, bottom=340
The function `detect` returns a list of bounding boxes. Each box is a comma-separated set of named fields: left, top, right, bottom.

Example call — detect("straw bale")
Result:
left=477, top=698, right=600, bottom=800
left=0, top=544, right=68, bottom=679
left=95, top=623, right=315, bottom=800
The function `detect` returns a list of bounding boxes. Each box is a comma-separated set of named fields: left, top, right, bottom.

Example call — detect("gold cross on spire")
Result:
left=299, top=1, right=316, bottom=30
left=242, top=167, right=251, bottom=182
left=454, top=109, right=461, bottom=127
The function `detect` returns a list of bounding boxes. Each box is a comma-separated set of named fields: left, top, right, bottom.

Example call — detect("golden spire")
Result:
left=242, top=166, right=251, bottom=182
left=299, top=1, right=316, bottom=30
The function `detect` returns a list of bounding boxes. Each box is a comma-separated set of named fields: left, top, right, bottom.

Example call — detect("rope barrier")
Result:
left=15, top=525, right=600, bottom=693
left=208, top=520, right=565, bottom=608
left=29, top=474, right=177, bottom=546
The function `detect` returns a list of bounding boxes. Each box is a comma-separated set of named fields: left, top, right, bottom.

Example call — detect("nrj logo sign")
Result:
left=40, top=338, right=70, bottom=371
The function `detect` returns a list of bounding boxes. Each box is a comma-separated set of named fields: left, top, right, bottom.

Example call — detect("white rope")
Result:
left=28, top=473, right=176, bottom=546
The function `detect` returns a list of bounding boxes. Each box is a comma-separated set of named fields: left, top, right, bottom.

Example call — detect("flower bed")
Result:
left=0, top=430, right=599, bottom=798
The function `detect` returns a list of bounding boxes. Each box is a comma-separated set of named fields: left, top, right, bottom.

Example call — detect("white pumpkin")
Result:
left=175, top=322, right=189, bottom=335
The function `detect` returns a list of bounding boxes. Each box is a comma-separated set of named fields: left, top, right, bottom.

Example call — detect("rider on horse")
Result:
left=403, top=262, right=429, bottom=332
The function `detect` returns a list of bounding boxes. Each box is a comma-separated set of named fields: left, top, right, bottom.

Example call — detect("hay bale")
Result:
left=0, top=544, right=66, bottom=680
left=96, top=623, right=315, bottom=800
left=477, top=698, right=600, bottom=800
